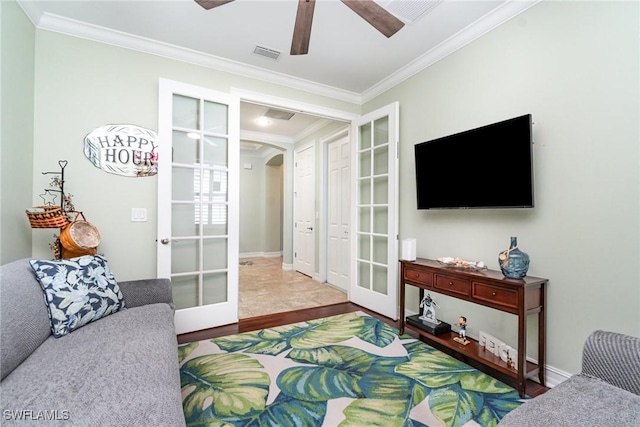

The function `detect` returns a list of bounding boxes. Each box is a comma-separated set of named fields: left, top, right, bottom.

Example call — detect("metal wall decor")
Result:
left=26, top=161, right=100, bottom=259
left=84, top=124, right=158, bottom=177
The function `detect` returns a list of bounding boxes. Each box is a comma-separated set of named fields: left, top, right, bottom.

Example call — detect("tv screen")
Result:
left=415, top=114, right=533, bottom=210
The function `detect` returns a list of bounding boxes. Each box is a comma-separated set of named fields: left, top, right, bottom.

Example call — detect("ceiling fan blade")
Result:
left=195, top=0, right=235, bottom=11
left=291, top=0, right=316, bottom=55
left=341, top=0, right=404, bottom=38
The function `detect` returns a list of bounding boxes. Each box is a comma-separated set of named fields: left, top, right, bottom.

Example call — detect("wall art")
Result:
left=84, top=124, right=158, bottom=177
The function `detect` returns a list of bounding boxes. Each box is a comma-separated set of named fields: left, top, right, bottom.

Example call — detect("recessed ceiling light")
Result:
left=187, top=132, right=200, bottom=139
left=255, top=117, right=271, bottom=126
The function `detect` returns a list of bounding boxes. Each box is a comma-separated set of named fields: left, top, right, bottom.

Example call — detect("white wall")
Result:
left=1, top=1, right=35, bottom=264
left=365, top=1, right=639, bottom=375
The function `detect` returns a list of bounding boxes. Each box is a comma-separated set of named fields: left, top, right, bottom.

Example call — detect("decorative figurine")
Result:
left=407, top=293, right=451, bottom=335
left=453, top=316, right=470, bottom=345
left=419, top=293, right=440, bottom=324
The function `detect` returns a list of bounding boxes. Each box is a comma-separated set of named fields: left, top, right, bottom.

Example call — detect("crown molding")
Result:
left=361, top=0, right=541, bottom=103
left=18, top=0, right=539, bottom=106
left=25, top=10, right=362, bottom=105
left=16, top=0, right=41, bottom=26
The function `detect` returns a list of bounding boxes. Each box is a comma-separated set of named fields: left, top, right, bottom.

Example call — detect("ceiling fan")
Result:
left=194, top=0, right=405, bottom=55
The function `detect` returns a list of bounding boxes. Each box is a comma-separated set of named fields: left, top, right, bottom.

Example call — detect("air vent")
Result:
left=384, top=0, right=442, bottom=23
left=263, top=108, right=295, bottom=121
left=253, top=45, right=281, bottom=60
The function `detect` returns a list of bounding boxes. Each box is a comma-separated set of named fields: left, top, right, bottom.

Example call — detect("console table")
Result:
left=399, top=258, right=548, bottom=397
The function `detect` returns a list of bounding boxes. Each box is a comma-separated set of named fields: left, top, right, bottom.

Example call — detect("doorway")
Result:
left=158, top=83, right=399, bottom=328
left=238, top=144, right=285, bottom=259
left=237, top=99, right=352, bottom=318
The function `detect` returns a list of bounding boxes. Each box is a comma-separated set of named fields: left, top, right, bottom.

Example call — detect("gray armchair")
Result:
left=499, top=330, right=640, bottom=426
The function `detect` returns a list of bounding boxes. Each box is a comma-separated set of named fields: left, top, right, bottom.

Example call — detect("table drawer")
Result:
left=434, top=274, right=470, bottom=296
left=472, top=282, right=518, bottom=308
left=404, top=267, right=433, bottom=287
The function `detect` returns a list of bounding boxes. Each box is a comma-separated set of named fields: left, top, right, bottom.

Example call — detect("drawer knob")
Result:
left=492, top=292, right=497, bottom=297
left=449, top=282, right=454, bottom=286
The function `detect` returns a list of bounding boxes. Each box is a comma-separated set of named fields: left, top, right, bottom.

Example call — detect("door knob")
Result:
left=160, top=238, right=170, bottom=245
left=307, top=227, right=313, bottom=231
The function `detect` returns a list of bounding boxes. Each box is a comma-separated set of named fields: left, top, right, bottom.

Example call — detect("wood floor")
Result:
left=177, top=301, right=549, bottom=398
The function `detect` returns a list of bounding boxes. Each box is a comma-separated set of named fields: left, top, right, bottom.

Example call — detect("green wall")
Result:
left=6, top=0, right=639, bottom=379
left=366, top=1, right=639, bottom=374
left=30, top=30, right=359, bottom=280
left=264, top=155, right=284, bottom=254
left=238, top=152, right=285, bottom=256
left=1, top=1, right=35, bottom=264
left=239, top=154, right=265, bottom=255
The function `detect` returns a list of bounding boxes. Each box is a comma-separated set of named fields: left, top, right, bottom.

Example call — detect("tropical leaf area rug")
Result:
left=178, top=312, right=525, bottom=427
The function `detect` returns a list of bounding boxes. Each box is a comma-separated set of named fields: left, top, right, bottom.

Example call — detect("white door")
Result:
left=350, top=103, right=399, bottom=320
left=157, top=78, right=239, bottom=334
left=327, top=137, right=350, bottom=291
left=293, top=145, right=315, bottom=277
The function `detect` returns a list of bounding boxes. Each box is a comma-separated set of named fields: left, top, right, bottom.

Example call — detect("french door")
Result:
left=157, top=79, right=239, bottom=334
left=350, top=103, right=399, bottom=320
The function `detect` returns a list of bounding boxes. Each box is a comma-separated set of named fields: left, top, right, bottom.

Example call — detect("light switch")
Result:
left=131, top=208, right=147, bottom=222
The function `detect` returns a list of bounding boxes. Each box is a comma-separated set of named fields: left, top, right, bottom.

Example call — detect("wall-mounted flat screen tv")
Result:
left=415, top=114, right=533, bottom=210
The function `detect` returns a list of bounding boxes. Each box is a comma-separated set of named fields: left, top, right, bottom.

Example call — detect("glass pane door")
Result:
left=158, top=79, right=239, bottom=334
left=171, top=95, right=229, bottom=310
left=351, top=103, right=399, bottom=320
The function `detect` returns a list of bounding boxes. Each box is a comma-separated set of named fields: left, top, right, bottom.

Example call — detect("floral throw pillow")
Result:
left=30, top=254, right=126, bottom=338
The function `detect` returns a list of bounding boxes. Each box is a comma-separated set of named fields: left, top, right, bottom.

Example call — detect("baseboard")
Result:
left=539, top=364, right=571, bottom=388
left=282, top=263, right=294, bottom=271
left=239, top=252, right=262, bottom=259
left=402, top=309, right=570, bottom=389
left=239, top=251, right=283, bottom=259
left=263, top=251, right=283, bottom=258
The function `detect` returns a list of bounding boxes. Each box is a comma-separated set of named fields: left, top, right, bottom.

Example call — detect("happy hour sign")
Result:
left=84, top=124, right=158, bottom=177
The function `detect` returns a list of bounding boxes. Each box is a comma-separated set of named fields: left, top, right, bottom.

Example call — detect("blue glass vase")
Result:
left=499, top=237, right=530, bottom=278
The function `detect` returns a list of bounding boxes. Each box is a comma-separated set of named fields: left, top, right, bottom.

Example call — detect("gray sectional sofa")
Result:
left=499, top=329, right=640, bottom=426
left=0, top=258, right=186, bottom=426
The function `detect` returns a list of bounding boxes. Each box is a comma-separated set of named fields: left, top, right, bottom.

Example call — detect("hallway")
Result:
left=239, top=257, right=348, bottom=318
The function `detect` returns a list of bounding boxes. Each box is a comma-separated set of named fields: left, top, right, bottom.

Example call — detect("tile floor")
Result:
left=239, top=257, right=348, bottom=318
